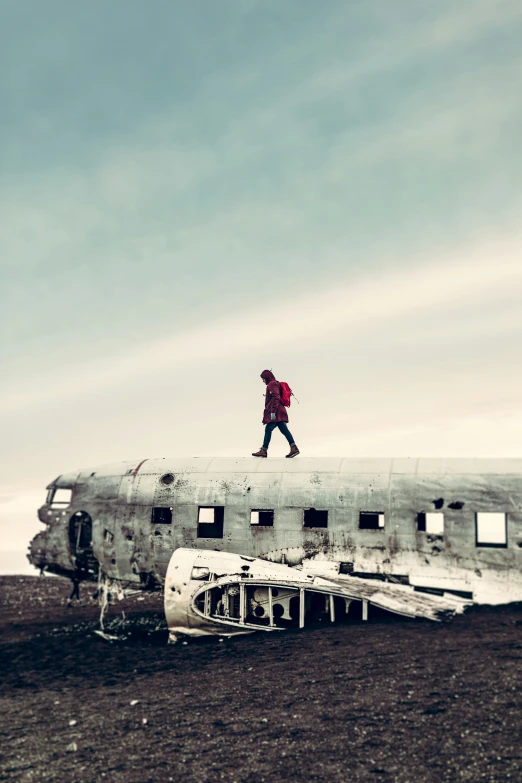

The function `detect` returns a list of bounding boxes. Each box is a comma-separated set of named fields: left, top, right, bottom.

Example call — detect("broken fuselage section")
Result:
left=164, top=548, right=469, bottom=641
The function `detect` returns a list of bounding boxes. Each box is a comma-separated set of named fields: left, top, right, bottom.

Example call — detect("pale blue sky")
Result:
left=2, top=1, right=522, bottom=572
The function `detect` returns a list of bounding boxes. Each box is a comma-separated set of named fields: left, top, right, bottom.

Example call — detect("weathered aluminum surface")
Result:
left=28, top=457, right=522, bottom=605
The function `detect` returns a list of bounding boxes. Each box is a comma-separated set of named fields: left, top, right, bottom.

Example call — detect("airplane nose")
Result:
left=28, top=530, right=48, bottom=569
left=37, top=505, right=49, bottom=524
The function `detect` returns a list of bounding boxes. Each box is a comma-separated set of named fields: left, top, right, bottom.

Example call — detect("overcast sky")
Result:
left=2, top=0, right=522, bottom=574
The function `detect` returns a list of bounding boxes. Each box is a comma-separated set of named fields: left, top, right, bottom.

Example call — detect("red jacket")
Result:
left=261, top=371, right=288, bottom=425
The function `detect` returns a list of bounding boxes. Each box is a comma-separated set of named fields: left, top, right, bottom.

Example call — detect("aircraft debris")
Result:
left=93, top=630, right=120, bottom=641
left=164, top=549, right=470, bottom=641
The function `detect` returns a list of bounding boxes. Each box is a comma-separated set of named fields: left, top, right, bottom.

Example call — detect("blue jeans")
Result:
left=263, top=422, right=295, bottom=450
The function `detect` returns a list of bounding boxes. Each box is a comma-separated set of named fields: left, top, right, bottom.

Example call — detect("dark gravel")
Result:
left=1, top=574, right=522, bottom=783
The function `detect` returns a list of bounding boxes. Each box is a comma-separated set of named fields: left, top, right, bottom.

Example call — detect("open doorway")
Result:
left=69, top=511, right=96, bottom=576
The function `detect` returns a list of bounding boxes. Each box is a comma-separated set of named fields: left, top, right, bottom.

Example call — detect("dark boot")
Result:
left=252, top=448, right=267, bottom=458
left=286, top=445, right=300, bottom=458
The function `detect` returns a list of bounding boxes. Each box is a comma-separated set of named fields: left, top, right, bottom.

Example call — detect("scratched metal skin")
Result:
left=28, top=457, right=522, bottom=605
left=163, top=548, right=469, bottom=640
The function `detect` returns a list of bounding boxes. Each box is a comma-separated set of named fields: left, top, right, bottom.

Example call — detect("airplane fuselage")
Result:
left=29, top=456, right=522, bottom=604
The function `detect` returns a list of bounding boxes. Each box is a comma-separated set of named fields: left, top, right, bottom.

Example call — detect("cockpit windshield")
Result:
left=47, top=488, right=72, bottom=506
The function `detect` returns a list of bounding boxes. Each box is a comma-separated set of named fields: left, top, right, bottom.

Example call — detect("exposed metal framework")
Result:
left=164, top=549, right=469, bottom=641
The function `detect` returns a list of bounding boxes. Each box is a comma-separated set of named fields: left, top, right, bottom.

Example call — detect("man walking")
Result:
left=252, top=370, right=300, bottom=458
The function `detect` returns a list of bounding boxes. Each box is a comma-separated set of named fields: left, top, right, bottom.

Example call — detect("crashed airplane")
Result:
left=28, top=457, right=522, bottom=638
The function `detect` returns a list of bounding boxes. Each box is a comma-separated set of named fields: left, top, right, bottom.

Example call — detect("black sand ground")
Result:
left=1, top=574, right=522, bottom=783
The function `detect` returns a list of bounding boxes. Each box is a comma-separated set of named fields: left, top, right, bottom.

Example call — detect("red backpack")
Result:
left=279, top=381, right=293, bottom=407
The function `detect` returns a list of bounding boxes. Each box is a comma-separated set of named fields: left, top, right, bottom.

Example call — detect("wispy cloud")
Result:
left=429, top=0, right=522, bottom=45
left=3, top=0, right=521, bottom=271
left=307, top=408, right=522, bottom=459
left=2, top=236, right=521, bottom=413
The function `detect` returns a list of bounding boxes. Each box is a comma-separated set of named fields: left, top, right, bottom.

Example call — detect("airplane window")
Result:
left=152, top=507, right=172, bottom=525
left=303, top=508, right=328, bottom=528
left=50, top=488, right=72, bottom=506
left=250, top=510, right=274, bottom=526
left=417, top=512, right=444, bottom=534
left=359, top=512, right=385, bottom=530
left=197, top=507, right=224, bottom=538
left=160, top=473, right=175, bottom=486
left=191, top=566, right=211, bottom=580
left=476, top=513, right=507, bottom=547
